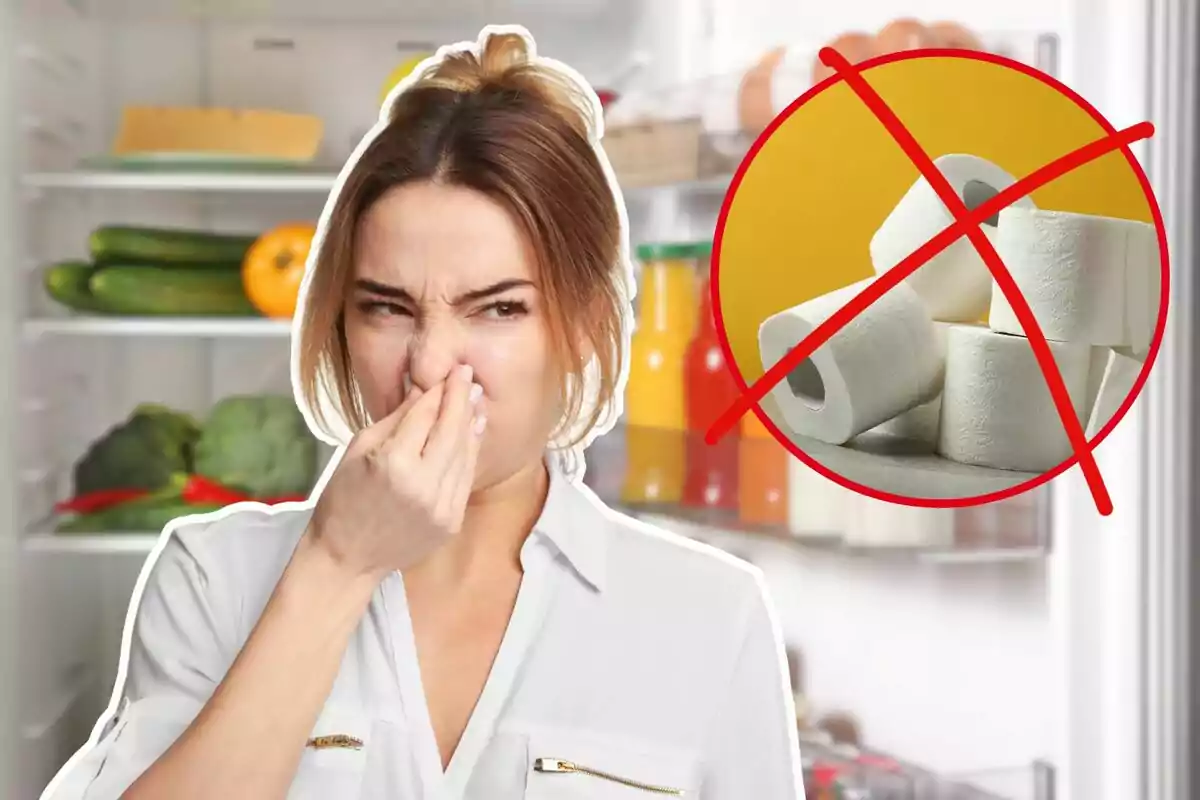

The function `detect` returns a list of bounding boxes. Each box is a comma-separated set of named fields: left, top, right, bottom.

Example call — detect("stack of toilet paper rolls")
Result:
left=761, top=154, right=1160, bottom=548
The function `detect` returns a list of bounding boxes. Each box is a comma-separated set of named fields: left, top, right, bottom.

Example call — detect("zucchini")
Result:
left=43, top=260, right=110, bottom=313
left=88, top=266, right=261, bottom=316
left=90, top=225, right=258, bottom=266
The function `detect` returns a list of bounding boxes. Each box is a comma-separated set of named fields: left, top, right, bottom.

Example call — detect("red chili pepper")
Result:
left=182, top=475, right=308, bottom=506
left=55, top=487, right=152, bottom=514
left=56, top=474, right=307, bottom=516
left=182, top=475, right=249, bottom=506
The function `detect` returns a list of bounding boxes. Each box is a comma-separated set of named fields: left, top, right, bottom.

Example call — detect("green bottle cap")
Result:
left=635, top=240, right=713, bottom=262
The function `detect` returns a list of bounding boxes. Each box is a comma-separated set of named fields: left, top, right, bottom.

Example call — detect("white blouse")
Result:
left=42, top=458, right=806, bottom=799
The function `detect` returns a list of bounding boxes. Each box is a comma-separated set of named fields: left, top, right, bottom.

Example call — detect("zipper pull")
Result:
left=534, top=758, right=575, bottom=773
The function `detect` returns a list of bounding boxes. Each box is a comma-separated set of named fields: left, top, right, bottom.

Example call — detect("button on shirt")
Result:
left=43, top=457, right=806, bottom=799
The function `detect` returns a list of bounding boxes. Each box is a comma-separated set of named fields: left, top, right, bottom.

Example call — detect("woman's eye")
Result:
left=482, top=300, right=529, bottom=319
left=359, top=301, right=411, bottom=317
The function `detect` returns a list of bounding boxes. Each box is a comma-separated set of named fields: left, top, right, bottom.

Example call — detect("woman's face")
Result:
left=344, top=180, right=563, bottom=489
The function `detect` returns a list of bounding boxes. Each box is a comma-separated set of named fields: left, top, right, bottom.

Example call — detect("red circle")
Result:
left=709, top=47, right=1169, bottom=510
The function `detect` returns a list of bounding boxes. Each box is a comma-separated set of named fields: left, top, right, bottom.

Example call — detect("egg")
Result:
left=928, top=20, right=985, bottom=51
left=737, top=47, right=787, bottom=134
left=875, top=18, right=936, bottom=53
left=811, top=31, right=878, bottom=84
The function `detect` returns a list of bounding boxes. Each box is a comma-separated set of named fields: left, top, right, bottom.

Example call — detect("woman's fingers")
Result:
left=352, top=385, right=424, bottom=453
left=385, top=382, right=446, bottom=458
left=421, top=364, right=479, bottom=474
left=436, top=401, right=485, bottom=531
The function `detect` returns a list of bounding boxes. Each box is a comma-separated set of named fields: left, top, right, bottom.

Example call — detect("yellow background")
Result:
left=718, top=55, right=1154, bottom=382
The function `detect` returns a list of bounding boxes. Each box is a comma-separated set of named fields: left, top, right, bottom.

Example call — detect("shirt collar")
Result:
left=530, top=452, right=608, bottom=593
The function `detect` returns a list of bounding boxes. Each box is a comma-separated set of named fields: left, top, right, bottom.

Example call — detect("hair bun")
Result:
left=478, top=30, right=534, bottom=75
left=405, top=29, right=599, bottom=143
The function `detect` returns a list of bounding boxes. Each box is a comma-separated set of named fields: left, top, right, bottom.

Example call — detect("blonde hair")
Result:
left=295, top=29, right=630, bottom=463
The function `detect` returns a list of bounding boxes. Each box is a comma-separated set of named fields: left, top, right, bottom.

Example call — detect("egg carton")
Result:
left=599, top=29, right=1059, bottom=191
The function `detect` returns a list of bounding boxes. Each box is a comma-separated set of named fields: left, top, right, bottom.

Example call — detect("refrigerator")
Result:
left=0, top=0, right=1194, bottom=798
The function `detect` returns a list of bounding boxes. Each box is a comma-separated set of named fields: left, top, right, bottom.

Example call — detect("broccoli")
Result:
left=73, top=404, right=200, bottom=496
left=193, top=394, right=318, bottom=498
left=136, top=402, right=202, bottom=454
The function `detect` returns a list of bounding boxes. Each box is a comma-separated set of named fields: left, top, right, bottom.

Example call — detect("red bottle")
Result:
left=683, top=271, right=740, bottom=510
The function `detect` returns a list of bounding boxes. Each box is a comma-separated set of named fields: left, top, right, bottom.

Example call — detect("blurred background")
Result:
left=0, top=0, right=1195, bottom=798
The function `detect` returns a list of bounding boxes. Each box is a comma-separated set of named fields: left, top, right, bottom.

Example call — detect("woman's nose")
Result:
left=406, top=318, right=466, bottom=392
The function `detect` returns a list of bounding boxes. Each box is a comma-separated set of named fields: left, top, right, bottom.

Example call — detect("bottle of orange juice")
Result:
left=621, top=242, right=701, bottom=505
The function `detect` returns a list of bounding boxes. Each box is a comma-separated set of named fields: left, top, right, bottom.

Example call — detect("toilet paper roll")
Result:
left=870, top=154, right=1036, bottom=323
left=938, top=325, right=1091, bottom=472
left=868, top=322, right=951, bottom=445
left=1083, top=345, right=1112, bottom=421
left=759, top=278, right=944, bottom=446
left=786, top=457, right=849, bottom=538
left=870, top=397, right=942, bottom=445
left=843, top=495, right=955, bottom=548
left=1086, top=348, right=1144, bottom=438
left=1125, top=225, right=1162, bottom=360
left=988, top=208, right=1156, bottom=346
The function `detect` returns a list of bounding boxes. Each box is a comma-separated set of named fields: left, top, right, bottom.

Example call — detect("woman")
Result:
left=45, top=26, right=803, bottom=800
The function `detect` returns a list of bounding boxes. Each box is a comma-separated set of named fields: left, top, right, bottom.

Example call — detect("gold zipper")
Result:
left=533, top=757, right=685, bottom=795
left=306, top=734, right=364, bottom=751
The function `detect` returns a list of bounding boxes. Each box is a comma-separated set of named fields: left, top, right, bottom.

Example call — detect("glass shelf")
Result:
left=22, top=165, right=732, bottom=202
left=23, top=532, right=162, bottom=554
left=23, top=316, right=292, bottom=338
left=626, top=507, right=1049, bottom=566
left=584, top=424, right=1052, bottom=566
left=22, top=421, right=1050, bottom=564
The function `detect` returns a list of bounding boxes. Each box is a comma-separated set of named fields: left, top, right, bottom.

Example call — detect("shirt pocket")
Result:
left=289, top=703, right=374, bottom=800
left=523, top=725, right=700, bottom=799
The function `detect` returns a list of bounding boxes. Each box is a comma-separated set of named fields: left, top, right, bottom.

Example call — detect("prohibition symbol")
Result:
left=706, top=47, right=1167, bottom=516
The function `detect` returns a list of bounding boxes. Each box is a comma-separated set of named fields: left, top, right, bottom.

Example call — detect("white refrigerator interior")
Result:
left=0, top=0, right=1186, bottom=798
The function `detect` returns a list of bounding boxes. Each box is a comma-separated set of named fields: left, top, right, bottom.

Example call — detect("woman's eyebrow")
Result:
left=455, top=279, right=535, bottom=304
left=355, top=278, right=413, bottom=302
left=354, top=278, right=535, bottom=305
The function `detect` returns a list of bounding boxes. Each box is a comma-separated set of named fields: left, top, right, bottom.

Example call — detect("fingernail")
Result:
left=469, top=383, right=483, bottom=405
left=458, top=363, right=473, bottom=383
left=473, top=414, right=488, bottom=435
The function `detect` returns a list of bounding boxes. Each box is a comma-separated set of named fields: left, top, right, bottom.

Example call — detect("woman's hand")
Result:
left=114, top=370, right=487, bottom=800
left=307, top=363, right=486, bottom=581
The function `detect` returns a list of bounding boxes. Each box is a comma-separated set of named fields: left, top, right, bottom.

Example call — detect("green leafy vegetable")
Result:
left=73, top=404, right=201, bottom=496
left=193, top=395, right=317, bottom=497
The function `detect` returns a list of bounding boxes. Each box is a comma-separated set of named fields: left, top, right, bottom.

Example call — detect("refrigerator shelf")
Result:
left=628, top=508, right=1049, bottom=566
left=25, top=415, right=1046, bottom=565
left=584, top=420, right=1052, bottom=565
left=21, top=519, right=1049, bottom=564
left=23, top=317, right=293, bottom=338
left=24, top=169, right=340, bottom=193
left=21, top=168, right=734, bottom=201
left=23, top=532, right=163, bottom=554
